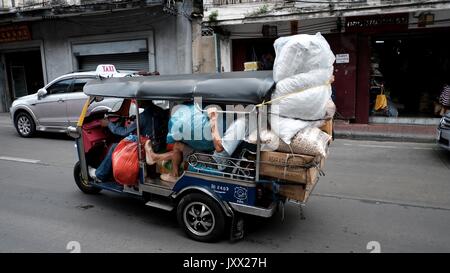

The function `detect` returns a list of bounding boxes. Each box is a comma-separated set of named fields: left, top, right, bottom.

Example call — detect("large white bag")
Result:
left=270, top=113, right=323, bottom=144
left=271, top=84, right=332, bottom=120
left=273, top=33, right=335, bottom=82
left=273, top=67, right=333, bottom=97
left=270, top=33, right=335, bottom=143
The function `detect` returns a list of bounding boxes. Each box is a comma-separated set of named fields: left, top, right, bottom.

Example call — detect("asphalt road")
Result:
left=1, top=114, right=450, bottom=253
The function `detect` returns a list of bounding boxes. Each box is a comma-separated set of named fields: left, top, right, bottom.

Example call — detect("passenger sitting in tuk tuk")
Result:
left=89, top=100, right=167, bottom=182
left=145, top=103, right=248, bottom=183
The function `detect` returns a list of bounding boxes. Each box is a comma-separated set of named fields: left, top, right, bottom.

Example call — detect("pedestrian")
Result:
left=439, top=81, right=450, bottom=116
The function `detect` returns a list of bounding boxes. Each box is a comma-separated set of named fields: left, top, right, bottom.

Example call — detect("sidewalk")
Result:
left=0, top=111, right=438, bottom=142
left=334, top=120, right=438, bottom=143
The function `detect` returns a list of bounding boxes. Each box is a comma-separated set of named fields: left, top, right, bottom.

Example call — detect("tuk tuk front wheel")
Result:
left=177, top=193, right=226, bottom=242
left=73, top=161, right=102, bottom=194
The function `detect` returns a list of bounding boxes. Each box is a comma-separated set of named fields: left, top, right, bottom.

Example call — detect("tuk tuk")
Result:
left=67, top=71, right=326, bottom=242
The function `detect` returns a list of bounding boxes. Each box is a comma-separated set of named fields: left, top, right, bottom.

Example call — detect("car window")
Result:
left=47, top=79, right=73, bottom=95
left=72, top=78, right=93, bottom=93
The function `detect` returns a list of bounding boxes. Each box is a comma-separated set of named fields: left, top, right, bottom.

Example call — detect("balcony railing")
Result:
left=208, top=0, right=279, bottom=5
left=2, top=0, right=161, bottom=9
left=1, top=0, right=161, bottom=12
left=205, top=0, right=372, bottom=6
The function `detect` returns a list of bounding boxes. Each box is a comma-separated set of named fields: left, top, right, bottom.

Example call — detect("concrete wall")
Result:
left=192, top=18, right=216, bottom=73
left=203, top=0, right=450, bottom=25
left=219, top=36, right=231, bottom=72
left=31, top=8, right=192, bottom=81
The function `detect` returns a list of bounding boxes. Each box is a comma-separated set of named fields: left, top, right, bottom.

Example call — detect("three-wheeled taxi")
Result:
left=67, top=71, right=325, bottom=242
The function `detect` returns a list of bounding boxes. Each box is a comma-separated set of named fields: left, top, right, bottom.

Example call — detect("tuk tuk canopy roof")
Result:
left=83, top=71, right=275, bottom=104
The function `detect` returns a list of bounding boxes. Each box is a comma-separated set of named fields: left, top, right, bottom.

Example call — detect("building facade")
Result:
left=202, top=0, right=450, bottom=124
left=0, top=0, right=194, bottom=112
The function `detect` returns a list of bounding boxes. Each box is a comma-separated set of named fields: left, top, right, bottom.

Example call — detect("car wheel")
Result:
left=73, top=161, right=102, bottom=194
left=15, top=112, right=36, bottom=138
left=177, top=193, right=226, bottom=242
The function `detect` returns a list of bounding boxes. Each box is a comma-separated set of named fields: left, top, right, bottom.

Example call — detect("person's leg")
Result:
left=95, top=143, right=118, bottom=181
left=145, top=141, right=184, bottom=179
left=170, top=142, right=184, bottom=177
left=145, top=140, right=176, bottom=163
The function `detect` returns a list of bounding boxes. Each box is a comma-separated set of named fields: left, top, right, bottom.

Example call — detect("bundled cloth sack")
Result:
left=273, top=33, right=335, bottom=82
left=271, top=68, right=333, bottom=122
left=246, top=126, right=331, bottom=158
left=270, top=33, right=335, bottom=144
left=277, top=127, right=331, bottom=158
left=269, top=98, right=335, bottom=146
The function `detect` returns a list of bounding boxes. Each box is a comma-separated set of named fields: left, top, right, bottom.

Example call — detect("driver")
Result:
left=88, top=100, right=165, bottom=182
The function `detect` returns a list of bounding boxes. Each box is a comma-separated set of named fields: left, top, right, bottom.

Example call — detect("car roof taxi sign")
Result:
left=96, top=64, right=117, bottom=77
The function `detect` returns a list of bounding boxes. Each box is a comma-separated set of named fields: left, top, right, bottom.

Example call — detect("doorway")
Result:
left=232, top=38, right=276, bottom=71
left=5, top=50, right=44, bottom=100
left=371, top=30, right=450, bottom=118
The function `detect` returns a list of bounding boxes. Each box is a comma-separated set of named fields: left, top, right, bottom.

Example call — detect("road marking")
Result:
left=0, top=156, right=40, bottom=164
left=342, top=143, right=435, bottom=150
left=0, top=122, right=13, bottom=127
left=312, top=193, right=450, bottom=212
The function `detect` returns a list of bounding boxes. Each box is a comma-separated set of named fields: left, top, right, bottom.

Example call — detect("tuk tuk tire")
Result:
left=73, top=161, right=102, bottom=194
left=177, top=192, right=226, bottom=242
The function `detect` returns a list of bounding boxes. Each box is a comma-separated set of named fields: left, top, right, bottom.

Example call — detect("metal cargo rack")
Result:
left=187, top=149, right=257, bottom=182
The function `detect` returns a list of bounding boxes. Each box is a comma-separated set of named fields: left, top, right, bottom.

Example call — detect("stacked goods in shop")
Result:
left=258, top=33, right=336, bottom=202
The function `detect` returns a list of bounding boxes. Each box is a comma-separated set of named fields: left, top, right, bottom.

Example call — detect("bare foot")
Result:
left=144, top=140, right=156, bottom=165
left=160, top=173, right=177, bottom=183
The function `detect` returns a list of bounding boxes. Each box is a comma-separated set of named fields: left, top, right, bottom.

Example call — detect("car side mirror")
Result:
left=37, top=88, right=47, bottom=99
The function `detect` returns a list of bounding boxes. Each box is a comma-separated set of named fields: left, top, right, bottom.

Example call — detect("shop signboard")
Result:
left=345, top=13, right=409, bottom=33
left=0, top=24, right=31, bottom=43
left=336, top=54, right=349, bottom=64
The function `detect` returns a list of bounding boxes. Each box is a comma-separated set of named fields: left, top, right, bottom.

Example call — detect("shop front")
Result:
left=221, top=10, right=450, bottom=124
left=0, top=24, right=46, bottom=112
left=369, top=28, right=450, bottom=121
left=344, top=11, right=450, bottom=124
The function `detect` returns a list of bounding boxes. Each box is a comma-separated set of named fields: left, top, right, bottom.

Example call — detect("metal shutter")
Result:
left=78, top=52, right=149, bottom=72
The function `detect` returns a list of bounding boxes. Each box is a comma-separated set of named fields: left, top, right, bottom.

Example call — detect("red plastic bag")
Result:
left=112, top=136, right=148, bottom=185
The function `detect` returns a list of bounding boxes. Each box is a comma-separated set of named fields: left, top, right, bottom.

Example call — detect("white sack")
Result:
left=277, top=127, right=331, bottom=158
left=324, top=99, right=336, bottom=119
left=246, top=128, right=331, bottom=158
left=273, top=33, right=335, bottom=82
left=273, top=67, right=333, bottom=97
left=270, top=114, right=323, bottom=144
left=271, top=85, right=332, bottom=121
left=246, top=129, right=280, bottom=152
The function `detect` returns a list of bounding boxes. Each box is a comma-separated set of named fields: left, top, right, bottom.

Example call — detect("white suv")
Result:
left=10, top=65, right=136, bottom=137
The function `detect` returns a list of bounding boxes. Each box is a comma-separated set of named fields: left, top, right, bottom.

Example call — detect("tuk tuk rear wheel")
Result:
left=74, top=161, right=102, bottom=194
left=177, top=193, right=226, bottom=242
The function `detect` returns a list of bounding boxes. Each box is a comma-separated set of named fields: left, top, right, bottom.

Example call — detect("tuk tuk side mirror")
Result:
left=66, top=126, right=81, bottom=139
left=37, top=88, right=47, bottom=99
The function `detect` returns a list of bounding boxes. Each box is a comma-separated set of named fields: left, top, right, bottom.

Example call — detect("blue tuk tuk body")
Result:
left=69, top=71, right=319, bottom=242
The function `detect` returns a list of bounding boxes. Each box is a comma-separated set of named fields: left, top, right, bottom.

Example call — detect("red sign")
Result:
left=345, top=13, right=409, bottom=33
left=0, top=24, right=31, bottom=43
